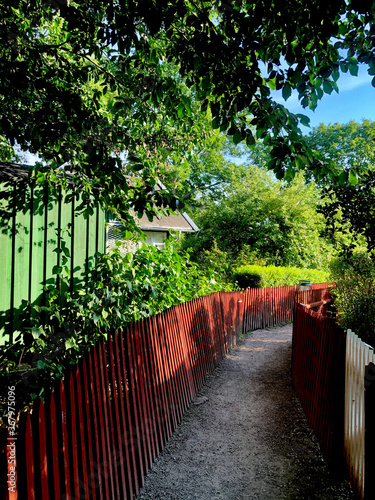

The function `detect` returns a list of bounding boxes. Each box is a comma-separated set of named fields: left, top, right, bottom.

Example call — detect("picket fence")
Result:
left=293, top=304, right=375, bottom=500
left=0, top=284, right=331, bottom=500
left=292, top=303, right=346, bottom=469
left=345, top=329, right=375, bottom=499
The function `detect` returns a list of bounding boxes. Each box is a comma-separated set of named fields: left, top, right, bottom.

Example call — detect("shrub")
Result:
left=0, top=241, right=229, bottom=416
left=193, top=240, right=232, bottom=282
left=232, top=264, right=329, bottom=289
left=329, top=252, right=375, bottom=345
left=232, top=269, right=262, bottom=289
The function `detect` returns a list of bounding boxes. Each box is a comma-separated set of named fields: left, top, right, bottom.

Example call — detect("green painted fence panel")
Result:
left=0, top=179, right=106, bottom=345
left=12, top=184, right=31, bottom=338
left=29, top=184, right=47, bottom=308
left=97, top=204, right=106, bottom=256
left=72, top=194, right=89, bottom=285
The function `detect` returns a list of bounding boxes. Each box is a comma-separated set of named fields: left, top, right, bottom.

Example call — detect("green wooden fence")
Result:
left=0, top=167, right=106, bottom=345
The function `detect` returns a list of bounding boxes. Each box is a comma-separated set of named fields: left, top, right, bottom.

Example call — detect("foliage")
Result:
left=329, top=251, right=375, bottom=345
left=1, top=0, right=375, bottom=204
left=159, top=129, right=247, bottom=205
left=0, top=241, right=228, bottom=416
left=305, top=120, right=375, bottom=183
left=233, top=264, right=329, bottom=289
left=245, top=120, right=375, bottom=255
left=191, top=240, right=232, bottom=283
left=232, top=267, right=262, bottom=289
left=0, top=135, right=15, bottom=161
left=181, top=166, right=334, bottom=270
left=304, top=121, right=375, bottom=253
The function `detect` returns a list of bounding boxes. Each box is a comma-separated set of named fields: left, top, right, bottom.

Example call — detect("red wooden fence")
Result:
left=0, top=285, right=331, bottom=499
left=292, top=303, right=347, bottom=472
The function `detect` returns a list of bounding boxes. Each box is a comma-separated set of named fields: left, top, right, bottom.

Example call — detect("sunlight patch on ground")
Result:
left=248, top=339, right=289, bottom=343
left=240, top=347, right=265, bottom=352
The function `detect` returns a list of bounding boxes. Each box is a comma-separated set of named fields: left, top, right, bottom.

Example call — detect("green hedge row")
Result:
left=232, top=264, right=329, bottom=289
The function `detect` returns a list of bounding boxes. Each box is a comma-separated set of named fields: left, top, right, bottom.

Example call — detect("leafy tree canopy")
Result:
left=304, top=120, right=375, bottom=253
left=159, top=128, right=247, bottom=205
left=2, top=0, right=375, bottom=216
left=181, top=166, right=334, bottom=270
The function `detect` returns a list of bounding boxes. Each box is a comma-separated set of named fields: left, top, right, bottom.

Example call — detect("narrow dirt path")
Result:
left=137, top=324, right=353, bottom=500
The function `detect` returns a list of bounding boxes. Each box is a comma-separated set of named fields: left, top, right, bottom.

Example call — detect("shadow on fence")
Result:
left=292, top=302, right=375, bottom=500
left=0, top=285, right=331, bottom=500
left=292, top=303, right=346, bottom=473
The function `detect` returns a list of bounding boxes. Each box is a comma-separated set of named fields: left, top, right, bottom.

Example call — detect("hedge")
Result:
left=232, top=264, right=329, bottom=289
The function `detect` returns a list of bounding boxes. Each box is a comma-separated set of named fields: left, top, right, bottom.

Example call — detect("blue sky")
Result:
left=274, top=64, right=375, bottom=133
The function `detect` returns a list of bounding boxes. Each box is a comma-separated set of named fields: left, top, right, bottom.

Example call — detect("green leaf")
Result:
left=177, top=103, right=185, bottom=118
left=246, top=131, right=255, bottom=147
left=233, top=130, right=244, bottom=145
left=31, top=327, right=42, bottom=339
left=338, top=170, right=348, bottom=184
left=295, top=155, right=309, bottom=169
left=316, top=86, right=324, bottom=99
left=282, top=83, right=292, bottom=101
left=332, top=67, right=340, bottom=82
left=349, top=170, right=358, bottom=185
left=268, top=78, right=276, bottom=91
left=348, top=64, right=358, bottom=77
left=323, top=80, right=333, bottom=95
left=296, top=114, right=310, bottom=127
left=340, top=61, right=348, bottom=73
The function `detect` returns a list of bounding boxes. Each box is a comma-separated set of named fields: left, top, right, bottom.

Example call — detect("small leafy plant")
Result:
left=329, top=252, right=375, bottom=346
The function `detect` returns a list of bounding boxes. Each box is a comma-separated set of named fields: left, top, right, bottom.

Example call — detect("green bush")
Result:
left=232, top=269, right=262, bottom=289
left=232, top=264, right=329, bottom=289
left=0, top=241, right=229, bottom=416
left=329, top=252, right=375, bottom=345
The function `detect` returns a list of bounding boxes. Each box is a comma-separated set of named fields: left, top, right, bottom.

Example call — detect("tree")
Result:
left=304, top=121, right=375, bottom=253
left=305, top=120, right=375, bottom=183
left=181, top=166, right=333, bottom=270
left=159, top=127, right=247, bottom=205
left=1, top=0, right=375, bottom=216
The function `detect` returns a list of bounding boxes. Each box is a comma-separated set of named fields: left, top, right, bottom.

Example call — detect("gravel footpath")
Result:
left=136, top=324, right=354, bottom=500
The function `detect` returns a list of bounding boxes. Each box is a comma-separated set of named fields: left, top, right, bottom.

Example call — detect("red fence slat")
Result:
left=90, top=346, right=112, bottom=499
left=117, top=329, right=139, bottom=495
left=44, top=393, right=61, bottom=500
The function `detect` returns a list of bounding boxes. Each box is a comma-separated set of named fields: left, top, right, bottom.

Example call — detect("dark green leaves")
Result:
left=1, top=0, right=375, bottom=208
left=282, top=83, right=292, bottom=101
left=296, top=114, right=310, bottom=128
left=323, top=79, right=334, bottom=94
left=233, top=129, right=244, bottom=145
